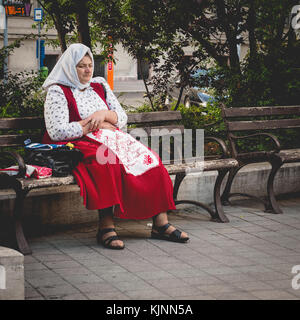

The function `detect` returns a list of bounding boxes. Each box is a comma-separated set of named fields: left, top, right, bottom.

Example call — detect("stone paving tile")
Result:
left=61, top=273, right=105, bottom=285
left=176, top=294, right=216, bottom=300
left=26, top=296, right=46, bottom=300
left=285, top=289, right=300, bottom=298
left=249, top=289, right=298, bottom=300
left=32, top=253, right=73, bottom=262
left=120, top=263, right=162, bottom=273
left=112, top=280, right=156, bottom=292
left=264, top=279, right=294, bottom=290
left=76, top=256, right=117, bottom=267
left=99, top=271, right=142, bottom=284
left=146, top=278, right=191, bottom=290
left=158, top=285, right=204, bottom=298
left=26, top=275, right=69, bottom=288
left=266, top=263, right=297, bottom=274
left=135, top=270, right=176, bottom=281
left=245, top=271, right=291, bottom=282
left=61, top=293, right=89, bottom=300
left=24, top=197, right=300, bottom=300
left=25, top=282, right=44, bottom=299
left=24, top=262, right=48, bottom=271
left=232, top=280, right=275, bottom=292
left=209, top=254, right=255, bottom=267
left=122, top=288, right=171, bottom=300
left=213, top=272, right=258, bottom=283
left=25, top=269, right=60, bottom=280
left=214, top=291, right=259, bottom=300
left=181, top=275, right=224, bottom=286
left=196, top=283, right=240, bottom=296
left=53, top=267, right=95, bottom=278
left=84, top=292, right=130, bottom=300
left=201, top=266, right=242, bottom=277
left=87, top=265, right=128, bottom=274
left=37, top=283, right=81, bottom=298
left=42, top=260, right=83, bottom=270
left=74, top=281, right=120, bottom=294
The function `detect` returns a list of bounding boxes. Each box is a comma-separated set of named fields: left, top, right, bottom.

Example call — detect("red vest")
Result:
left=43, top=82, right=109, bottom=144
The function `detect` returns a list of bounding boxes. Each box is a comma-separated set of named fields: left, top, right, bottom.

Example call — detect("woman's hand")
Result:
left=99, top=121, right=117, bottom=131
left=79, top=110, right=118, bottom=135
left=79, top=118, right=91, bottom=136
left=88, top=110, right=108, bottom=131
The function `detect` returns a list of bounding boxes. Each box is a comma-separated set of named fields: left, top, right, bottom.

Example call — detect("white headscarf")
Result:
left=42, top=43, right=94, bottom=91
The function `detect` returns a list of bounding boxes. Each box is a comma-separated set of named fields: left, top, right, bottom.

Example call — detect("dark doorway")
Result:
left=43, top=55, right=58, bottom=73
left=94, top=55, right=105, bottom=78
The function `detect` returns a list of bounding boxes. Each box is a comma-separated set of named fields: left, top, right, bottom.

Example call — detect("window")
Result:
left=93, top=55, right=105, bottom=78
left=43, top=54, right=58, bottom=73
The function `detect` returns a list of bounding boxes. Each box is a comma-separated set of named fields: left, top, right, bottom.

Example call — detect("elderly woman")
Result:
left=42, top=43, right=189, bottom=249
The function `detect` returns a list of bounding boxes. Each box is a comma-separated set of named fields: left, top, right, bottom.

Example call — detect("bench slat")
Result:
left=128, top=125, right=184, bottom=136
left=127, top=111, right=182, bottom=124
left=0, top=134, right=42, bottom=147
left=226, top=118, right=300, bottom=131
left=19, top=175, right=76, bottom=190
left=222, top=106, right=300, bottom=118
left=165, top=158, right=238, bottom=174
left=0, top=117, right=45, bottom=130
left=0, top=111, right=182, bottom=131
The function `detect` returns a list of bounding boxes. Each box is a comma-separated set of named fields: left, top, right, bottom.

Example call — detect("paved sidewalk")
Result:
left=24, top=196, right=300, bottom=300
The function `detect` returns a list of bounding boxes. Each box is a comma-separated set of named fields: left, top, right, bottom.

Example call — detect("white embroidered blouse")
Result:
left=44, top=77, right=128, bottom=141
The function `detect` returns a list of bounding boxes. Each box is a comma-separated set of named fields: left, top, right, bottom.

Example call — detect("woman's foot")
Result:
left=151, top=212, right=189, bottom=243
left=98, top=214, right=124, bottom=249
left=97, top=228, right=125, bottom=250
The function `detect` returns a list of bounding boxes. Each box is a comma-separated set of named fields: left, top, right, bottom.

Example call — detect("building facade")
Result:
left=1, top=0, right=145, bottom=81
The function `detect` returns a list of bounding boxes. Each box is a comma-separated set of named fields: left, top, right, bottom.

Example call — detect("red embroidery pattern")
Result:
left=144, top=155, right=153, bottom=165
left=92, top=129, right=103, bottom=139
left=87, top=129, right=159, bottom=175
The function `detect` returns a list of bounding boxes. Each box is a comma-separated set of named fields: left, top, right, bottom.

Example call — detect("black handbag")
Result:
left=24, top=146, right=83, bottom=177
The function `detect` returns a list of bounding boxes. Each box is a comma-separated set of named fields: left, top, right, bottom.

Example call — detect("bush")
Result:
left=0, top=71, right=45, bottom=118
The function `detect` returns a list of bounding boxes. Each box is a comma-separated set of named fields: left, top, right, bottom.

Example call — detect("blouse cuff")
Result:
left=114, top=110, right=128, bottom=129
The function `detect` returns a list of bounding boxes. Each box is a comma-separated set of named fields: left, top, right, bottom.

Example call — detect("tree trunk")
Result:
left=38, top=0, right=68, bottom=52
left=75, top=0, right=92, bottom=48
left=247, top=0, right=257, bottom=64
left=138, top=58, right=155, bottom=110
left=54, top=19, right=68, bottom=52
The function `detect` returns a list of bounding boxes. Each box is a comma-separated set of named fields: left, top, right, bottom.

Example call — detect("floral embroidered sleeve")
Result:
left=44, top=85, right=83, bottom=141
left=93, top=77, right=128, bottom=129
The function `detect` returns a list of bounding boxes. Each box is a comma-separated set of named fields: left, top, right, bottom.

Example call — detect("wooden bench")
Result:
left=221, top=105, right=300, bottom=214
left=0, top=111, right=238, bottom=255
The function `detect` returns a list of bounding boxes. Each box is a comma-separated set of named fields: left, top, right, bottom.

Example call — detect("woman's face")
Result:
left=76, top=54, right=93, bottom=84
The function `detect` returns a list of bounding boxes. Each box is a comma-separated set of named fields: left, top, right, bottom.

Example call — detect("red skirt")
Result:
left=71, top=137, right=176, bottom=219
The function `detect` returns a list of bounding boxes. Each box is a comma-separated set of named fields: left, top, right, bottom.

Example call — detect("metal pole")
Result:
left=38, top=22, right=40, bottom=70
left=0, top=0, right=8, bottom=81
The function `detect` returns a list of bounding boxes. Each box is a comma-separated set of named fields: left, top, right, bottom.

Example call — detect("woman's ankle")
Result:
left=152, top=212, right=168, bottom=227
left=98, top=213, right=115, bottom=229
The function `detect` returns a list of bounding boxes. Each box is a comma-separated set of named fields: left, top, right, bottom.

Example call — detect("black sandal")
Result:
left=97, top=228, right=125, bottom=250
left=151, top=223, right=189, bottom=243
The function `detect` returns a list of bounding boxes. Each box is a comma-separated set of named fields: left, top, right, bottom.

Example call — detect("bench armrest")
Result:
left=230, top=133, right=281, bottom=152
left=0, top=151, right=26, bottom=178
left=205, top=136, right=230, bottom=157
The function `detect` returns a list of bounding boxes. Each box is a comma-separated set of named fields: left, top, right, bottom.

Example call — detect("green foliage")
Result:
left=0, top=71, right=45, bottom=118
left=177, top=101, right=225, bottom=137
left=0, top=39, right=45, bottom=118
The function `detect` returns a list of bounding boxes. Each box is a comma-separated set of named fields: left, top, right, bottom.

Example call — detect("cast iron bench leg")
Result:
left=13, top=189, right=32, bottom=255
left=221, top=164, right=246, bottom=205
left=213, top=169, right=230, bottom=223
left=265, top=158, right=283, bottom=214
left=173, top=171, right=229, bottom=223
